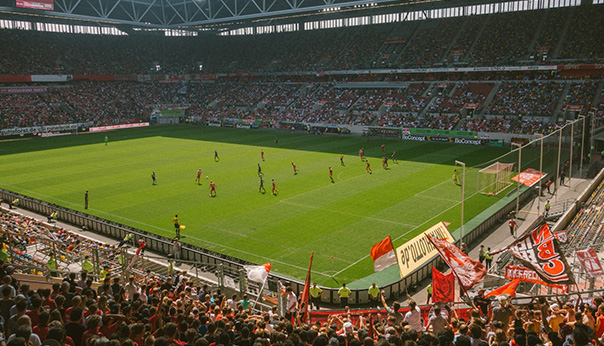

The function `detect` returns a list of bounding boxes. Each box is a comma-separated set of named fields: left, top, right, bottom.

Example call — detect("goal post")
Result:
left=478, top=162, right=514, bottom=195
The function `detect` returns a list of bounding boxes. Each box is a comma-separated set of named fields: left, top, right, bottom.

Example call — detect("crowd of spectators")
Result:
left=557, top=6, right=604, bottom=61
left=467, top=12, right=541, bottom=66
left=426, top=83, right=493, bottom=114
left=561, top=81, right=597, bottom=114
left=1, top=79, right=602, bottom=131
left=458, top=117, right=561, bottom=135
left=486, top=81, right=564, bottom=117
left=1, top=5, right=604, bottom=75
left=399, top=17, right=464, bottom=68
left=530, top=9, right=566, bottom=63
left=375, top=112, right=460, bottom=130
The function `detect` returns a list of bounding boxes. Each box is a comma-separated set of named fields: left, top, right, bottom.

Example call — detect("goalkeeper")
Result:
left=453, top=169, right=459, bottom=184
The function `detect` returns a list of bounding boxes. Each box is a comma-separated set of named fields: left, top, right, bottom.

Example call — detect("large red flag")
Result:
left=298, top=252, right=314, bottom=324
left=485, top=279, right=520, bottom=298
left=426, top=234, right=487, bottom=290
left=432, top=267, right=455, bottom=303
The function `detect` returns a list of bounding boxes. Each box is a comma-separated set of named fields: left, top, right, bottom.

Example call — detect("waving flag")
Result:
left=244, top=263, right=271, bottom=283
left=432, top=267, right=455, bottom=303
left=486, top=279, right=520, bottom=298
left=298, top=252, right=314, bottom=324
left=493, top=223, right=575, bottom=285
left=426, top=234, right=487, bottom=290
left=370, top=236, right=397, bottom=271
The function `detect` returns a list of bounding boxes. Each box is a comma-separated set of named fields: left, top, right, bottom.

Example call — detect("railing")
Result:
left=0, top=182, right=535, bottom=305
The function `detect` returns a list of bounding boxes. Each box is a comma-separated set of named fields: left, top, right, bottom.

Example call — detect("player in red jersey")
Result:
left=209, top=181, right=216, bottom=197
left=261, top=149, right=265, bottom=162
left=292, top=162, right=298, bottom=175
left=272, top=179, right=279, bottom=195
left=195, top=169, right=202, bottom=184
left=382, top=156, right=388, bottom=170
left=381, top=144, right=385, bottom=154
left=366, top=161, right=372, bottom=174
left=359, top=148, right=365, bottom=161
left=329, top=167, right=334, bottom=183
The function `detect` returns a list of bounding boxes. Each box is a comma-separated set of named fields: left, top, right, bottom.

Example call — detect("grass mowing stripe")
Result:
left=0, top=125, right=519, bottom=286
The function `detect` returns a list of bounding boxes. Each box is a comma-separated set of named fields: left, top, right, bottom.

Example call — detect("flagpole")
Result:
left=426, top=234, right=472, bottom=300
left=252, top=279, right=268, bottom=311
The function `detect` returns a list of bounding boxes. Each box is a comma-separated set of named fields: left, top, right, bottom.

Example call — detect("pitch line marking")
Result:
left=332, top=188, right=481, bottom=277
left=0, top=184, right=336, bottom=277
left=279, top=200, right=418, bottom=228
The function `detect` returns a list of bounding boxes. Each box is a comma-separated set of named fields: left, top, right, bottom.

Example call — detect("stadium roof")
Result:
left=0, top=0, right=487, bottom=30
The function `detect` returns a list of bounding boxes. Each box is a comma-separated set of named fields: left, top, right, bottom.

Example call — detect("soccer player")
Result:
left=195, top=169, right=202, bottom=184
left=359, top=148, right=364, bottom=161
left=381, top=144, right=385, bottom=154
left=151, top=171, right=158, bottom=185
left=275, top=137, right=279, bottom=145
left=209, top=181, right=216, bottom=197
left=453, top=169, right=458, bottom=184
left=84, top=190, right=88, bottom=209
left=261, top=149, right=265, bottom=161
left=272, top=179, right=279, bottom=196
left=382, top=156, right=388, bottom=170
left=258, top=163, right=263, bottom=176
left=340, top=153, right=344, bottom=166
left=259, top=177, right=266, bottom=194
left=104, top=136, right=108, bottom=146
left=392, top=151, right=398, bottom=164
left=214, top=150, right=220, bottom=162
left=329, top=167, right=334, bottom=183
left=172, top=214, right=180, bottom=239
left=292, top=162, right=298, bottom=175
left=366, top=161, right=372, bottom=174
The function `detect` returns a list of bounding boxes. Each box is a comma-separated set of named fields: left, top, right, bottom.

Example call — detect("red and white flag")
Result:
left=426, top=234, right=487, bottom=290
left=370, top=236, right=397, bottom=272
left=576, top=248, right=604, bottom=278
left=486, top=279, right=520, bottom=298
left=244, top=263, right=271, bottom=283
left=432, top=267, right=455, bottom=303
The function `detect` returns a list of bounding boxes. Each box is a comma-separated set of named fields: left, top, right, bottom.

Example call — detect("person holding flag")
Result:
left=285, top=287, right=297, bottom=321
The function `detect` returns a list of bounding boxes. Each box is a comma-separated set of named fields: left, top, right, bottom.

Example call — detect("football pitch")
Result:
left=0, top=125, right=525, bottom=286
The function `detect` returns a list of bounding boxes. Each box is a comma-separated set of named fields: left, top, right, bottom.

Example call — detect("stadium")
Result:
left=1, top=0, right=604, bottom=344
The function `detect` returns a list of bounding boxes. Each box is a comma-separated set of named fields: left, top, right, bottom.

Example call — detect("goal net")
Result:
left=478, top=162, right=514, bottom=195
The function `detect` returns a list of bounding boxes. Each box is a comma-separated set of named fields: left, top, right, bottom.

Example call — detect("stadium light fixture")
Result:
left=455, top=160, right=465, bottom=245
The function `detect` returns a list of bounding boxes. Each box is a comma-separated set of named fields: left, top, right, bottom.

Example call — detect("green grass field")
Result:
left=0, top=125, right=545, bottom=286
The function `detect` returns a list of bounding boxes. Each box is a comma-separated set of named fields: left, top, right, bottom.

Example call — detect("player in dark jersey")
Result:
left=151, top=171, right=158, bottom=185
left=340, top=153, right=344, bottom=166
left=259, top=177, right=266, bottom=194
left=214, top=150, right=220, bottom=162
left=258, top=163, right=263, bottom=176
left=392, top=151, right=398, bottom=164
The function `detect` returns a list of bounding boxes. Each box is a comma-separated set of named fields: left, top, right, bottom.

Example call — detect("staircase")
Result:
left=477, top=82, right=501, bottom=117
left=551, top=7, right=576, bottom=59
